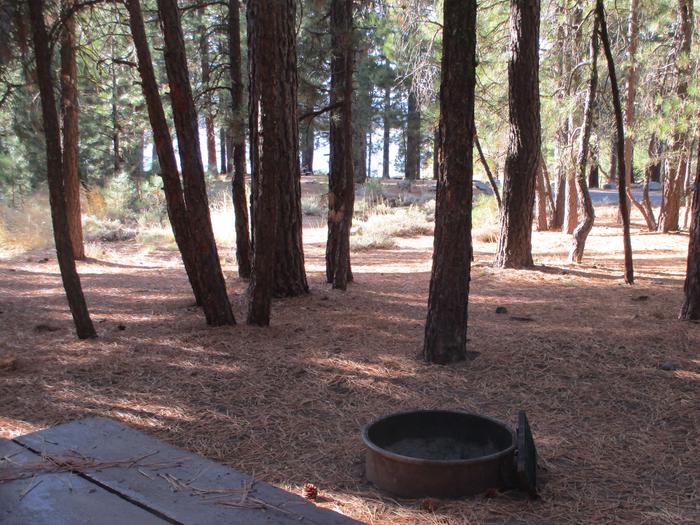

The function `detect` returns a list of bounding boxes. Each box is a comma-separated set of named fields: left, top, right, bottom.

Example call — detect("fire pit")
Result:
left=362, top=410, right=536, bottom=498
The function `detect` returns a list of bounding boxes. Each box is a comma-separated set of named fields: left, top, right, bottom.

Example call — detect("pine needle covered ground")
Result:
left=1, top=180, right=698, bottom=524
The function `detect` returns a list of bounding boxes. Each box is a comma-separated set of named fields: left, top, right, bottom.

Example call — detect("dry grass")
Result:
left=0, top=192, right=54, bottom=253
left=0, top=186, right=698, bottom=524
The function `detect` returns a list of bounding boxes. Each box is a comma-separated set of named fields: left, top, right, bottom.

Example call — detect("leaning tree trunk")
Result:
left=495, top=0, right=541, bottom=269
left=157, top=0, right=235, bottom=325
left=474, top=131, right=502, bottom=211
left=423, top=0, right=477, bottom=365
left=658, top=0, right=693, bottom=232
left=326, top=0, right=354, bottom=290
left=126, top=0, right=203, bottom=307
left=28, top=0, right=96, bottom=339
left=228, top=0, right=252, bottom=279
left=597, top=0, right=634, bottom=284
left=271, top=0, right=308, bottom=298
left=404, top=90, right=421, bottom=180
left=680, top=141, right=700, bottom=319
left=569, top=16, right=598, bottom=263
left=60, top=0, right=84, bottom=260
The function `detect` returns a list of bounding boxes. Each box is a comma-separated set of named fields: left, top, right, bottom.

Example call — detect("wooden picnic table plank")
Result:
left=0, top=439, right=168, bottom=525
left=15, top=417, right=362, bottom=525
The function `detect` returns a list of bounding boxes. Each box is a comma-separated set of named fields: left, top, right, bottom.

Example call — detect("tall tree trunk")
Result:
left=157, top=0, right=235, bottom=325
left=405, top=90, right=421, bottom=180
left=423, top=0, right=476, bottom=364
left=301, top=121, right=315, bottom=175
left=563, top=4, right=583, bottom=235
left=658, top=0, right=693, bottom=232
left=569, top=17, right=598, bottom=263
left=623, top=0, right=638, bottom=205
left=28, top=0, right=96, bottom=339
left=271, top=5, right=308, bottom=298
left=382, top=83, right=390, bottom=179
left=588, top=160, right=599, bottom=188
left=680, top=141, right=700, bottom=319
left=495, top=0, right=541, bottom=269
left=199, top=8, right=217, bottom=174
left=609, top=136, right=618, bottom=185
left=597, top=0, right=634, bottom=284
left=246, top=0, right=300, bottom=322
left=111, top=52, right=121, bottom=174
left=535, top=158, right=548, bottom=231
left=228, top=0, right=252, bottom=279
left=353, top=44, right=370, bottom=184
left=541, top=157, right=556, bottom=219
left=219, top=127, right=227, bottom=174
left=551, top=0, right=568, bottom=230
left=60, top=0, right=84, bottom=260
left=126, top=0, right=203, bottom=307
left=326, top=0, right=354, bottom=290
left=622, top=0, right=657, bottom=231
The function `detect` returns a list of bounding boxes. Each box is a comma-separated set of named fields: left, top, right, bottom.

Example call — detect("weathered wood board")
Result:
left=1, top=439, right=167, bottom=524
left=12, top=417, right=362, bottom=525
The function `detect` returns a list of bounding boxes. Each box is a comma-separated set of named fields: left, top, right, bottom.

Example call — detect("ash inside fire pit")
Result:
left=386, top=436, right=500, bottom=461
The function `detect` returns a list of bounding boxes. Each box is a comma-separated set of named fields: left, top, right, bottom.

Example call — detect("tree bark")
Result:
left=551, top=0, right=568, bottom=231
left=623, top=0, right=638, bottom=205
left=569, top=17, right=598, bottom=263
left=597, top=0, right=634, bottom=284
left=325, top=0, right=354, bottom=290
left=563, top=4, right=583, bottom=235
left=680, top=141, right=700, bottom=319
left=28, top=0, right=96, bottom=339
left=126, top=0, right=204, bottom=307
left=199, top=8, right=217, bottom=174
left=228, top=0, right=252, bottom=279
left=382, top=83, right=391, bottom=179
left=495, top=0, right=541, bottom=269
left=271, top=4, right=308, bottom=299
left=658, top=0, right=693, bottom=232
left=246, top=0, right=301, bottom=323
left=404, top=90, right=421, bottom=180
left=157, top=0, right=235, bottom=325
left=353, top=44, right=370, bottom=184
left=301, top=120, right=315, bottom=175
left=60, top=0, right=84, bottom=260
left=535, top=158, right=548, bottom=231
left=219, top=127, right=227, bottom=174
left=423, top=0, right=476, bottom=365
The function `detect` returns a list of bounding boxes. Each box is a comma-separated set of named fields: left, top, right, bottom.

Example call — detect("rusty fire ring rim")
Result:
left=362, top=409, right=516, bottom=467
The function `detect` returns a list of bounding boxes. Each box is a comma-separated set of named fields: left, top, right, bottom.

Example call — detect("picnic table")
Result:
left=0, top=417, right=363, bottom=524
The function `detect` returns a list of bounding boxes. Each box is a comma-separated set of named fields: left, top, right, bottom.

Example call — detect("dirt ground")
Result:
left=1, top=186, right=698, bottom=524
